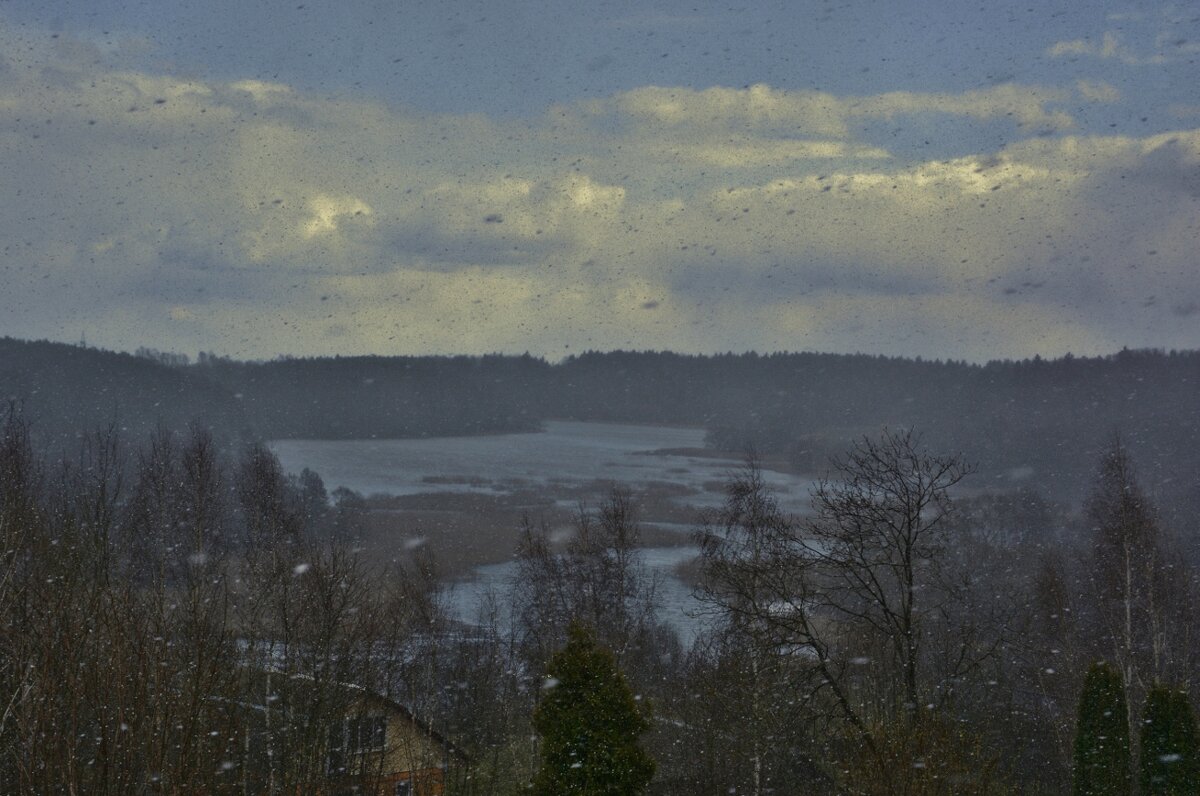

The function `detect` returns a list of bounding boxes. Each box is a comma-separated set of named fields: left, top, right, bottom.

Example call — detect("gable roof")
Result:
left=232, top=666, right=468, bottom=762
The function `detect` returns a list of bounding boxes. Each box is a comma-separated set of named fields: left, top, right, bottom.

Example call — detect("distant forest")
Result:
left=2, top=337, right=1197, bottom=515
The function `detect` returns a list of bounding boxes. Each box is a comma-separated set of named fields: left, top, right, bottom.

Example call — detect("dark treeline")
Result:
left=195, top=353, right=547, bottom=440
left=0, top=338, right=247, bottom=449
left=548, top=349, right=1200, bottom=515
left=4, top=337, right=1198, bottom=514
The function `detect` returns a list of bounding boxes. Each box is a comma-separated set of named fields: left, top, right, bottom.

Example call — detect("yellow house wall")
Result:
left=340, top=697, right=451, bottom=790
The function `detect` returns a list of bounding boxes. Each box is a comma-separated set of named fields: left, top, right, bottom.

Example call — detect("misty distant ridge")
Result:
left=2, top=335, right=1197, bottom=515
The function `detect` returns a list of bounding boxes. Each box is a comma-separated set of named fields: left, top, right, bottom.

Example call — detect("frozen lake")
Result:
left=271, top=421, right=813, bottom=643
left=446, top=545, right=708, bottom=645
left=271, top=420, right=806, bottom=509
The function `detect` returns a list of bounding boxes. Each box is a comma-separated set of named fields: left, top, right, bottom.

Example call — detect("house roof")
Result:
left=234, top=666, right=468, bottom=762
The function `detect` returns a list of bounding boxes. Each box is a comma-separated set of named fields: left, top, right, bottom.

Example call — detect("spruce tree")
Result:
left=1140, top=686, right=1199, bottom=795
left=1073, top=662, right=1131, bottom=796
left=532, top=621, right=654, bottom=795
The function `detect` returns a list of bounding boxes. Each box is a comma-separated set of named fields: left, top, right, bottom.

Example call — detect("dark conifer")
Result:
left=1073, top=662, right=1131, bottom=796
left=532, top=621, right=654, bottom=795
left=1140, top=686, right=1199, bottom=795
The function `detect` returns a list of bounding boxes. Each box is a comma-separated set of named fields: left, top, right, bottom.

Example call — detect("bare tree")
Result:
left=1087, top=435, right=1160, bottom=694
left=1080, top=434, right=1195, bottom=746
left=512, top=489, right=670, bottom=674
left=694, top=462, right=825, bottom=795
left=696, top=432, right=1004, bottom=790
left=808, top=428, right=975, bottom=727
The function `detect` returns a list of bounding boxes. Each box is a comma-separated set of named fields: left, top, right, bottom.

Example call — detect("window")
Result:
left=328, top=715, right=387, bottom=775
left=346, top=715, right=387, bottom=754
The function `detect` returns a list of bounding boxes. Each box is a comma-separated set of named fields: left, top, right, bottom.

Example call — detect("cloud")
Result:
left=301, top=195, right=373, bottom=239
left=1075, top=80, right=1121, bottom=103
left=1049, top=34, right=1113, bottom=60
left=843, top=85, right=1075, bottom=131
left=1, top=27, right=1198, bottom=361
left=1047, top=29, right=1200, bottom=65
left=576, top=82, right=1077, bottom=141
left=1169, top=104, right=1200, bottom=118
left=589, top=84, right=852, bottom=138
left=641, top=139, right=892, bottom=168
left=1047, top=32, right=1154, bottom=64
left=229, top=79, right=293, bottom=102
left=373, top=174, right=627, bottom=268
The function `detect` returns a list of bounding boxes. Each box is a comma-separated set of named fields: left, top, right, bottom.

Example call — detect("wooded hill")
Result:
left=3, top=337, right=1197, bottom=511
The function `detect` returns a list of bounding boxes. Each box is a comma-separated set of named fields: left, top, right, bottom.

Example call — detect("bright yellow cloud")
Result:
left=229, top=79, right=294, bottom=102
left=302, top=195, right=373, bottom=238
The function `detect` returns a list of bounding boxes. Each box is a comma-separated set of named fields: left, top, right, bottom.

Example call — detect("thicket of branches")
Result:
left=1, top=398, right=1198, bottom=795
left=683, top=429, right=1198, bottom=794
left=0, top=406, right=447, bottom=793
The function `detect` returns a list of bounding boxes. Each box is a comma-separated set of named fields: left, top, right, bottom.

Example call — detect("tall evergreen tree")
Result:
left=1140, top=686, right=1199, bottom=795
left=532, top=621, right=654, bottom=796
left=1073, top=662, right=1131, bottom=796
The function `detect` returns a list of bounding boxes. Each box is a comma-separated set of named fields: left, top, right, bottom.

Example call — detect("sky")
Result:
left=0, top=0, right=1197, bottom=361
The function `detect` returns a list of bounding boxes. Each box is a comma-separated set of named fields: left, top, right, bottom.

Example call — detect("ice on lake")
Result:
left=447, top=545, right=707, bottom=645
left=270, top=420, right=805, bottom=509
left=270, top=421, right=812, bottom=642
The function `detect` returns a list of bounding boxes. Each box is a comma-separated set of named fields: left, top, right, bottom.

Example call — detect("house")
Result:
left=229, top=668, right=466, bottom=796
left=324, top=687, right=465, bottom=796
